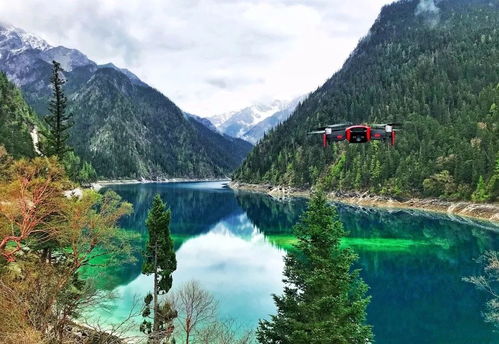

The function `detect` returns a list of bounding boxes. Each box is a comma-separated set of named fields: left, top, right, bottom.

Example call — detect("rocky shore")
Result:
left=63, top=322, right=126, bottom=344
left=230, top=182, right=499, bottom=224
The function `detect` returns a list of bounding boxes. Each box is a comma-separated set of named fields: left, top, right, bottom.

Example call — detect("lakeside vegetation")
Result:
left=0, top=151, right=135, bottom=343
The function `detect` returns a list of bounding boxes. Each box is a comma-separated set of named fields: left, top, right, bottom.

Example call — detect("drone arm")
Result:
left=328, top=130, right=346, bottom=142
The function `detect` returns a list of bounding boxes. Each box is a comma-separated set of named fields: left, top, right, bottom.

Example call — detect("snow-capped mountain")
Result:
left=241, top=95, right=306, bottom=144
left=0, top=24, right=50, bottom=54
left=211, top=97, right=305, bottom=144
left=0, top=24, right=100, bottom=94
left=210, top=99, right=297, bottom=139
left=0, top=24, right=143, bottom=87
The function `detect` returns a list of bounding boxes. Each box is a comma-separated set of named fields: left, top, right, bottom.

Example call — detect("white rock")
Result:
left=64, top=188, right=83, bottom=199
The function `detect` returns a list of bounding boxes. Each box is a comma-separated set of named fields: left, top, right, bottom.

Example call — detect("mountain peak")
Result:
left=0, top=24, right=51, bottom=53
left=209, top=97, right=303, bottom=140
left=40, top=46, right=94, bottom=71
left=98, top=62, right=145, bottom=86
left=210, top=99, right=296, bottom=137
left=0, top=24, right=147, bottom=89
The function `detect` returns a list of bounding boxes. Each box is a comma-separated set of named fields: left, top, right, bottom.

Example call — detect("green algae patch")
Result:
left=341, top=237, right=432, bottom=251
left=265, top=235, right=297, bottom=251
left=266, top=235, right=435, bottom=252
left=172, top=234, right=194, bottom=250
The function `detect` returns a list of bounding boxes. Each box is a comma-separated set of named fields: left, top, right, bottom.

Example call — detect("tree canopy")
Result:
left=257, top=192, right=372, bottom=344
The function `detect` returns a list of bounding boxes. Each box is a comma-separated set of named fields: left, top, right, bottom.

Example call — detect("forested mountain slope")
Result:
left=0, top=72, right=37, bottom=158
left=234, top=0, right=499, bottom=201
left=0, top=25, right=252, bottom=179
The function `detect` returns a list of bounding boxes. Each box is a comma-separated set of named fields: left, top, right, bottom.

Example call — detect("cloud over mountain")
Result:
left=0, top=0, right=392, bottom=116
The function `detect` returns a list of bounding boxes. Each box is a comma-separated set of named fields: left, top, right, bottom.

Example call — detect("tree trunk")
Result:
left=153, top=240, right=159, bottom=342
left=41, top=247, right=48, bottom=263
left=186, top=319, right=191, bottom=344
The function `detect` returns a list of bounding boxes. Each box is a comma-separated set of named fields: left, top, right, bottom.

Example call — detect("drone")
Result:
left=309, top=122, right=402, bottom=147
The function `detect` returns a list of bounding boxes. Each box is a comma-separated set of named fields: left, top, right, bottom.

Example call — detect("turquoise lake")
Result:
left=93, top=181, right=499, bottom=343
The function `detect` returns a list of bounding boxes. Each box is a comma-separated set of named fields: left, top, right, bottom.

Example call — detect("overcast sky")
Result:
left=0, top=0, right=393, bottom=116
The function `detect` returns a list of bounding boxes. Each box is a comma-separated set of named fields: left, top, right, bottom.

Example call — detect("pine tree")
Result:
left=487, top=155, right=499, bottom=201
left=62, top=152, right=98, bottom=186
left=472, top=176, right=491, bottom=202
left=141, top=194, right=177, bottom=343
left=78, top=161, right=97, bottom=186
left=45, top=60, right=72, bottom=159
left=257, top=192, right=373, bottom=344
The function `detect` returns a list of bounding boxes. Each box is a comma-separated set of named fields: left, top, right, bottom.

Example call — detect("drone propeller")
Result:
left=371, top=122, right=403, bottom=128
left=312, top=126, right=327, bottom=131
left=325, top=122, right=352, bottom=128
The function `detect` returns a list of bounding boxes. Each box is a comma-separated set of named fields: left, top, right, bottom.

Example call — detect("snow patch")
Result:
left=415, top=0, right=440, bottom=15
left=30, top=127, right=41, bottom=155
left=0, top=24, right=51, bottom=54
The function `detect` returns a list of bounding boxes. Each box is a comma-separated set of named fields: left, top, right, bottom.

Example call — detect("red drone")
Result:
left=309, top=122, right=402, bottom=147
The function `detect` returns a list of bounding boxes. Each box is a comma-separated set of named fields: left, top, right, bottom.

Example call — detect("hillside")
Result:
left=0, top=72, right=37, bottom=158
left=234, top=0, right=499, bottom=201
left=185, top=114, right=254, bottom=174
left=0, top=25, right=252, bottom=179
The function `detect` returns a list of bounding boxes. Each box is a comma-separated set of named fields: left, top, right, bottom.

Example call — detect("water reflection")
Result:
left=97, top=213, right=284, bottom=332
left=173, top=218, right=284, bottom=328
left=110, top=181, right=242, bottom=236
left=95, top=182, right=499, bottom=343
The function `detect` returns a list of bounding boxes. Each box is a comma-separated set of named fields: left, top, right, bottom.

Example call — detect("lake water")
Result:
left=93, top=181, right=499, bottom=343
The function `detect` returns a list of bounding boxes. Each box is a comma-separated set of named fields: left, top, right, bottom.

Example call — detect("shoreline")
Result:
left=229, top=182, right=499, bottom=224
left=92, top=178, right=230, bottom=190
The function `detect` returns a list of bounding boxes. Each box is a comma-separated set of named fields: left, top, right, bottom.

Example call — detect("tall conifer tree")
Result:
left=45, top=60, right=72, bottom=159
left=257, top=192, right=373, bottom=344
left=141, top=194, right=177, bottom=343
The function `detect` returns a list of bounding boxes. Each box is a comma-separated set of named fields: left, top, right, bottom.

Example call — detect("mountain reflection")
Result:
left=105, top=181, right=243, bottom=236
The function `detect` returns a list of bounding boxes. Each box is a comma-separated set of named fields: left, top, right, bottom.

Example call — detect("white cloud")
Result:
left=0, top=0, right=393, bottom=116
